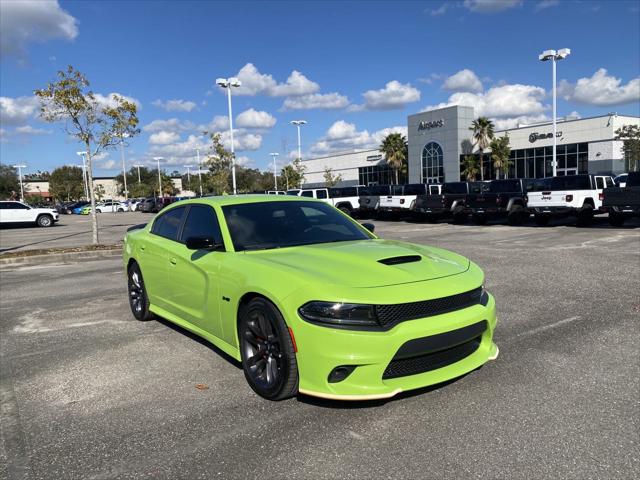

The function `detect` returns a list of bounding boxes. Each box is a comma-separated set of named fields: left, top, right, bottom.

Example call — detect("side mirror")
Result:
left=185, top=236, right=222, bottom=251
left=361, top=222, right=375, bottom=233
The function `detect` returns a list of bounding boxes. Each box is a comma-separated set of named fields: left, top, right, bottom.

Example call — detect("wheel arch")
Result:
left=235, top=291, right=291, bottom=344
left=582, top=198, right=595, bottom=208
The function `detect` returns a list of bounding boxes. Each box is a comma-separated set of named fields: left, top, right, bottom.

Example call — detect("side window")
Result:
left=316, top=189, right=328, bottom=199
left=301, top=190, right=314, bottom=197
left=595, top=177, right=604, bottom=189
left=12, top=203, right=30, bottom=210
left=605, top=177, right=614, bottom=188
left=180, top=205, right=223, bottom=245
left=151, top=206, right=186, bottom=242
left=0, top=203, right=8, bottom=210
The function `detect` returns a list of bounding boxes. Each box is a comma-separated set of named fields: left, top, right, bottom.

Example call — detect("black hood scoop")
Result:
left=378, top=255, right=422, bottom=266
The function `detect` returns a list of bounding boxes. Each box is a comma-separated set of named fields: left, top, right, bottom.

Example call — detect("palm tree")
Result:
left=461, top=155, right=480, bottom=181
left=379, top=133, right=408, bottom=184
left=490, top=134, right=512, bottom=179
left=469, top=117, right=495, bottom=181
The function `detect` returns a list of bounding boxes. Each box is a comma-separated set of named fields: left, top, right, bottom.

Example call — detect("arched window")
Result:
left=421, top=142, right=444, bottom=183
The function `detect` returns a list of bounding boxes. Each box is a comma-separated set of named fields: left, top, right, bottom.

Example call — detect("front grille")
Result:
left=375, top=287, right=482, bottom=329
left=383, top=337, right=481, bottom=379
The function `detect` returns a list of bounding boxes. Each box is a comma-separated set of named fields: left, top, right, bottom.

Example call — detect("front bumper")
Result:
left=287, top=280, right=498, bottom=400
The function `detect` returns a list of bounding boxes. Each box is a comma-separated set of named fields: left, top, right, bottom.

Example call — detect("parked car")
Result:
left=378, top=183, right=440, bottom=217
left=0, top=201, right=59, bottom=227
left=466, top=179, right=533, bottom=226
left=266, top=190, right=286, bottom=195
left=123, top=195, right=498, bottom=400
left=527, top=174, right=614, bottom=226
left=602, top=171, right=640, bottom=226
left=64, top=201, right=89, bottom=214
left=297, top=186, right=362, bottom=216
left=413, top=181, right=484, bottom=223
left=357, top=184, right=391, bottom=218
left=54, top=201, right=74, bottom=214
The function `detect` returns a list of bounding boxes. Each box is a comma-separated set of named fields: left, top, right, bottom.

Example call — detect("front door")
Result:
left=165, top=204, right=225, bottom=339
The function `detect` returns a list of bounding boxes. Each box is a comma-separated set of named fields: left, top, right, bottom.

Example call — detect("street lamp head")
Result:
left=269, top=152, right=279, bottom=157
left=539, top=49, right=556, bottom=61
left=228, top=77, right=242, bottom=88
left=76, top=151, right=87, bottom=156
left=13, top=164, right=26, bottom=168
left=216, top=78, right=228, bottom=87
left=556, top=48, right=571, bottom=59
left=290, top=120, right=307, bottom=126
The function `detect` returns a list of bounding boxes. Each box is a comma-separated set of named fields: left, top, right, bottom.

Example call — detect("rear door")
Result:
left=165, top=204, right=225, bottom=338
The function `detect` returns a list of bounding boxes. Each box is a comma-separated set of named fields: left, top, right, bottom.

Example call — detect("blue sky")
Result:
left=1, top=0, right=639, bottom=176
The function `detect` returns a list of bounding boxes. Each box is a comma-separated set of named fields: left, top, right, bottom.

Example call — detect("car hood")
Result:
left=245, top=239, right=470, bottom=288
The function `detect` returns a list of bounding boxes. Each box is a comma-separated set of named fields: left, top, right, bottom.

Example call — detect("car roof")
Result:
left=169, top=194, right=323, bottom=208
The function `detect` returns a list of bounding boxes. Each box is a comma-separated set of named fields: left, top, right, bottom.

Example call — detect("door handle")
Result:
left=169, top=257, right=177, bottom=265
left=140, top=245, right=145, bottom=251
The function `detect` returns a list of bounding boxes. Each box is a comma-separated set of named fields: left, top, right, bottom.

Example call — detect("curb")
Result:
left=0, top=248, right=122, bottom=268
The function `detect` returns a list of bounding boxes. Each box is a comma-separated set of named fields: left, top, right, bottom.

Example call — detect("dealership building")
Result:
left=301, top=105, right=639, bottom=187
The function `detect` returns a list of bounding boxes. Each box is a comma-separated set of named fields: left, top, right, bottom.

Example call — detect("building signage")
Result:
left=418, top=119, right=444, bottom=131
left=529, top=131, right=562, bottom=143
left=366, top=154, right=383, bottom=162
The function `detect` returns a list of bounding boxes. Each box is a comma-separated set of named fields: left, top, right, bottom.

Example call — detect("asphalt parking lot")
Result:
left=1, top=219, right=639, bottom=479
left=0, top=212, right=154, bottom=254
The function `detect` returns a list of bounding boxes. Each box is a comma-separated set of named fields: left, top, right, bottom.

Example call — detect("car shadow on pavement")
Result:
left=154, top=317, right=242, bottom=370
left=296, top=371, right=475, bottom=409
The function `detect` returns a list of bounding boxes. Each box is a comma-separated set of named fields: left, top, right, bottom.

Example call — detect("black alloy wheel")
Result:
left=507, top=205, right=525, bottom=226
left=608, top=212, right=625, bottom=227
left=576, top=205, right=594, bottom=227
left=239, top=298, right=298, bottom=400
left=127, top=263, right=154, bottom=321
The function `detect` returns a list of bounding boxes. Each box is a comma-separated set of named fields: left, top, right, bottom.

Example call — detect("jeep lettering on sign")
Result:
left=418, top=119, right=444, bottom=131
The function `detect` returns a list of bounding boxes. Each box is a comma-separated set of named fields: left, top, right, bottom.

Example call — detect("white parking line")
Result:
left=515, top=316, right=582, bottom=339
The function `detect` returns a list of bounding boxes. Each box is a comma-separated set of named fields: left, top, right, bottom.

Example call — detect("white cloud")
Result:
left=429, top=3, right=451, bottom=15
left=198, top=115, right=229, bottom=133
left=14, top=125, right=51, bottom=135
left=97, top=159, right=116, bottom=170
left=534, top=0, right=559, bottom=12
left=0, top=0, right=79, bottom=56
left=143, top=118, right=195, bottom=133
left=0, top=96, right=40, bottom=125
left=309, top=120, right=407, bottom=156
left=230, top=63, right=319, bottom=97
left=235, top=155, right=254, bottom=167
left=493, top=114, right=550, bottom=130
left=282, top=92, right=350, bottom=110
left=149, top=131, right=181, bottom=145
left=351, top=81, right=421, bottom=111
left=463, top=0, right=522, bottom=13
left=235, top=108, right=277, bottom=129
left=558, top=69, right=640, bottom=106
left=93, top=93, right=141, bottom=110
left=425, top=83, right=547, bottom=118
left=151, top=99, right=197, bottom=112
left=443, top=69, right=483, bottom=93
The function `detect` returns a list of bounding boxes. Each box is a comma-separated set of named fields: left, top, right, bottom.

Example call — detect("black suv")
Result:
left=466, top=178, right=533, bottom=225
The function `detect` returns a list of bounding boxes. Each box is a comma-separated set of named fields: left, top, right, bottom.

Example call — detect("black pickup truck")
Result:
left=357, top=185, right=391, bottom=218
left=602, top=171, right=640, bottom=226
left=466, top=178, right=532, bottom=225
left=413, top=181, right=484, bottom=223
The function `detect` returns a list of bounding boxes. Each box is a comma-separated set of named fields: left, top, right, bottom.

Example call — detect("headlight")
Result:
left=298, top=302, right=379, bottom=328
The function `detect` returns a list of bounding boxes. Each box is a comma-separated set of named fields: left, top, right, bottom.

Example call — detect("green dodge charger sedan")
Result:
left=123, top=195, right=498, bottom=401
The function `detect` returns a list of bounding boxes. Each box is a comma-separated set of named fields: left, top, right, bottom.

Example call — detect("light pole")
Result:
left=539, top=48, right=570, bottom=177
left=195, top=148, right=203, bottom=196
left=183, top=165, right=193, bottom=193
left=119, top=133, right=129, bottom=201
left=13, top=164, right=26, bottom=201
left=153, top=157, right=163, bottom=197
left=216, top=76, right=242, bottom=194
left=76, top=151, right=89, bottom=199
left=133, top=164, right=144, bottom=183
left=269, top=152, right=279, bottom=189
left=290, top=120, right=307, bottom=161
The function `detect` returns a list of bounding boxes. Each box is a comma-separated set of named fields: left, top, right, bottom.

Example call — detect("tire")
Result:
left=608, top=212, right=625, bottom=227
left=127, top=263, right=155, bottom=321
left=117, top=208, right=124, bottom=212
left=535, top=214, right=550, bottom=226
left=576, top=205, right=594, bottom=227
left=36, top=214, right=53, bottom=227
left=472, top=214, right=487, bottom=225
left=507, top=205, right=525, bottom=226
left=96, top=209, right=102, bottom=213
left=238, top=297, right=298, bottom=401
left=338, top=205, right=351, bottom=216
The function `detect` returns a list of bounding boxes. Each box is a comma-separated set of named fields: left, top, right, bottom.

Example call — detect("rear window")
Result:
left=391, top=185, right=403, bottom=195
left=442, top=182, right=467, bottom=194
left=316, top=189, right=328, bottom=199
left=626, top=172, right=640, bottom=187
left=403, top=184, right=426, bottom=195
left=528, top=178, right=552, bottom=192
left=469, top=182, right=488, bottom=194
left=300, top=190, right=314, bottom=197
left=551, top=175, right=591, bottom=191
left=361, top=185, right=390, bottom=196
left=329, top=187, right=358, bottom=198
left=490, top=180, right=522, bottom=193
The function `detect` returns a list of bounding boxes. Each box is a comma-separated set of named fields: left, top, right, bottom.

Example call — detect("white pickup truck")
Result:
left=378, top=183, right=441, bottom=216
left=527, top=174, right=614, bottom=226
left=0, top=201, right=59, bottom=227
left=296, top=186, right=362, bottom=216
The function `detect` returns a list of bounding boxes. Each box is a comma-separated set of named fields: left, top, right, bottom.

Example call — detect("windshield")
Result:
left=222, top=201, right=373, bottom=251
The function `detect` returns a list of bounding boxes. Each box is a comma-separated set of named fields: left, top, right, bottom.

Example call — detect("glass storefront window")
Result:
left=422, top=142, right=444, bottom=183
